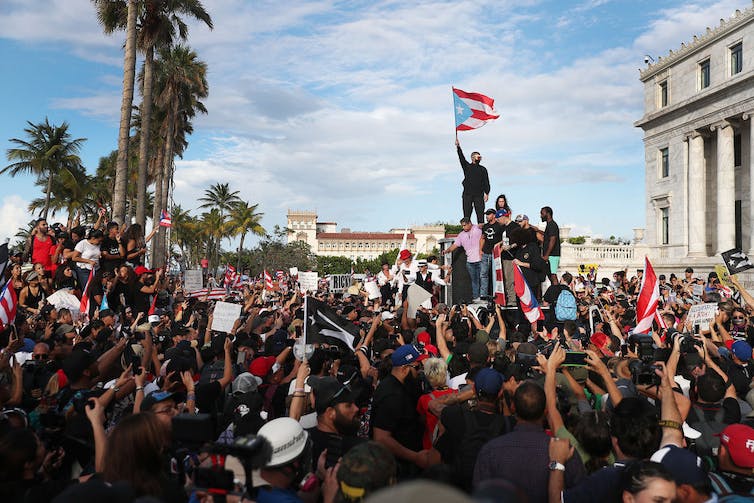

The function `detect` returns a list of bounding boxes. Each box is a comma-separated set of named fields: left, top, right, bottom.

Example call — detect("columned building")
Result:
left=635, top=7, right=754, bottom=263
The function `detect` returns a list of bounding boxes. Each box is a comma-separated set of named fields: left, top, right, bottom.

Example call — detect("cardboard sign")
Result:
left=714, top=265, right=732, bottom=287
left=578, top=263, right=600, bottom=274
left=298, top=271, right=319, bottom=293
left=211, top=301, right=242, bottom=333
left=686, top=303, right=717, bottom=326
left=289, top=267, right=299, bottom=277
left=722, top=248, right=754, bottom=275
left=184, top=269, right=203, bottom=293
left=406, top=284, right=432, bottom=318
left=692, top=284, right=704, bottom=297
left=329, top=274, right=352, bottom=293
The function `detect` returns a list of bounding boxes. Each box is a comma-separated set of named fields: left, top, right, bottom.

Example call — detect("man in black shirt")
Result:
left=371, top=344, right=429, bottom=479
left=456, top=139, right=491, bottom=224
left=496, top=209, right=520, bottom=306
left=480, top=209, right=503, bottom=299
left=540, top=206, right=560, bottom=283
left=100, top=222, right=125, bottom=273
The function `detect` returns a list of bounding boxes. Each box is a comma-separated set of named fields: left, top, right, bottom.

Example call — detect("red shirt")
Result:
left=417, top=387, right=458, bottom=449
left=32, top=234, right=54, bottom=271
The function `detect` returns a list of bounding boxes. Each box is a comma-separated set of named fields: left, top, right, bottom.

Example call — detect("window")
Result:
left=699, top=59, right=710, bottom=89
left=660, top=207, right=669, bottom=245
left=731, top=43, right=743, bottom=75
left=734, top=133, right=742, bottom=167
left=658, top=80, right=668, bottom=107
left=659, top=147, right=669, bottom=178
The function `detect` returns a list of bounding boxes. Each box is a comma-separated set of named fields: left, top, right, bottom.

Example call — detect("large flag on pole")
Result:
left=513, top=263, right=543, bottom=323
left=635, top=256, right=659, bottom=334
left=453, top=87, right=500, bottom=131
left=304, top=297, right=359, bottom=351
left=0, top=242, right=9, bottom=290
left=79, top=268, right=95, bottom=315
left=0, top=282, right=18, bottom=331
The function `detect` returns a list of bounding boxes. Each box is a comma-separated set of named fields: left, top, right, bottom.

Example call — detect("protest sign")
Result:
left=329, top=274, right=352, bottom=293
left=722, top=248, right=754, bottom=275
left=299, top=272, right=319, bottom=293
left=211, top=301, right=242, bottom=333
left=407, top=284, right=432, bottom=318
left=578, top=264, right=600, bottom=274
left=184, top=269, right=203, bottom=293
left=686, top=303, right=717, bottom=326
left=289, top=267, right=299, bottom=277
left=692, top=284, right=704, bottom=297
left=714, top=265, right=732, bottom=287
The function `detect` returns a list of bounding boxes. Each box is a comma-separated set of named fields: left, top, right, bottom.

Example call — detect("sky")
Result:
left=0, top=0, right=751, bottom=247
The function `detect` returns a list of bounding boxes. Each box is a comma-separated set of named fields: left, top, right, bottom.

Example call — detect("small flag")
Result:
left=79, top=268, right=95, bottom=314
left=305, top=297, right=359, bottom=351
left=722, top=248, right=754, bottom=275
left=635, top=256, right=659, bottom=334
left=264, top=269, right=273, bottom=290
left=276, top=270, right=284, bottom=280
left=513, top=263, right=543, bottom=323
left=654, top=310, right=668, bottom=330
left=148, top=293, right=158, bottom=316
left=0, top=242, right=9, bottom=290
left=453, top=87, right=500, bottom=131
left=100, top=294, right=109, bottom=311
left=0, top=282, right=18, bottom=331
left=159, top=210, right=172, bottom=228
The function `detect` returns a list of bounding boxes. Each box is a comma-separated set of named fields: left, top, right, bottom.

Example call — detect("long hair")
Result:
left=102, top=412, right=169, bottom=497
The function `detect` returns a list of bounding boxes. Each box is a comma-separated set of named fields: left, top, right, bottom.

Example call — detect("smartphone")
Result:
left=237, top=350, right=247, bottom=365
left=562, top=351, right=588, bottom=367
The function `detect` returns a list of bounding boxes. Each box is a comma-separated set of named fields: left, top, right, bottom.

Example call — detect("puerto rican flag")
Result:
left=0, top=282, right=18, bottom=331
left=159, top=210, right=172, bottom=228
left=264, top=269, right=274, bottom=290
left=513, top=263, right=543, bottom=323
left=635, top=256, right=659, bottom=334
left=453, top=87, right=500, bottom=131
left=187, top=288, right=227, bottom=300
left=224, top=265, right=241, bottom=289
left=275, top=270, right=284, bottom=280
left=492, top=243, right=506, bottom=306
left=79, top=268, right=95, bottom=315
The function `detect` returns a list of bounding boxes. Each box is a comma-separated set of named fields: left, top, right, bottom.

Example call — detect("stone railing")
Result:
left=559, top=242, right=649, bottom=276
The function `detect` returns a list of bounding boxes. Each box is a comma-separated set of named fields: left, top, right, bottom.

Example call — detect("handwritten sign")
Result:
left=184, top=269, right=203, bottom=293
left=289, top=267, right=299, bottom=277
left=298, top=272, right=319, bottom=293
left=691, top=284, right=704, bottom=297
left=687, top=303, right=717, bottom=326
left=715, top=265, right=732, bottom=287
left=211, top=301, right=242, bottom=333
left=329, top=274, right=352, bottom=293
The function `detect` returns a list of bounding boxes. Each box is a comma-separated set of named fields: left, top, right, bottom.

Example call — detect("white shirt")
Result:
left=75, top=239, right=101, bottom=270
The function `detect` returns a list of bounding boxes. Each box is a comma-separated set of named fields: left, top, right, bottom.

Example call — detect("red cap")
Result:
left=590, top=331, right=608, bottom=348
left=718, top=424, right=754, bottom=468
left=416, top=331, right=431, bottom=345
left=248, top=356, right=276, bottom=378
left=134, top=266, right=153, bottom=276
left=399, top=249, right=411, bottom=261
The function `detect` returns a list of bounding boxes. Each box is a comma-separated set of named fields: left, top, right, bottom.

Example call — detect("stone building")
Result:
left=286, top=209, right=445, bottom=261
left=635, top=7, right=754, bottom=264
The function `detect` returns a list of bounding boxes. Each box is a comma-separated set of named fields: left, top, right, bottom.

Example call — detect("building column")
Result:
left=714, top=122, right=736, bottom=254
left=687, top=133, right=706, bottom=256
left=748, top=114, right=754, bottom=255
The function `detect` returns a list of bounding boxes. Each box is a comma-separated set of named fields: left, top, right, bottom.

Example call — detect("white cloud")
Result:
left=0, top=195, right=31, bottom=245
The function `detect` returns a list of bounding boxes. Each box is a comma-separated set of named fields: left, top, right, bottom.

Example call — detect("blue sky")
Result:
left=0, top=0, right=750, bottom=246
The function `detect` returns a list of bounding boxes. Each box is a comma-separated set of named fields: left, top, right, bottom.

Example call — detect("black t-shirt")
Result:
left=371, top=374, right=422, bottom=452
left=543, top=220, right=561, bottom=257
left=100, top=237, right=123, bottom=272
left=500, top=221, right=520, bottom=260
left=481, top=222, right=503, bottom=255
left=436, top=404, right=512, bottom=466
left=307, top=427, right=365, bottom=468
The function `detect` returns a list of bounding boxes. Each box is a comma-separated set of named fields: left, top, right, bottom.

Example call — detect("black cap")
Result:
left=309, top=376, right=355, bottom=414
left=484, top=208, right=496, bottom=215
left=62, top=348, right=97, bottom=382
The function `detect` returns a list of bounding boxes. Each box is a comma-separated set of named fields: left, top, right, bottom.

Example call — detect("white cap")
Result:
left=381, top=311, right=395, bottom=321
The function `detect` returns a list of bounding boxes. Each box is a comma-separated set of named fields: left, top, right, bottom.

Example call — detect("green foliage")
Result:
left=444, top=224, right=462, bottom=235
left=567, top=236, right=586, bottom=245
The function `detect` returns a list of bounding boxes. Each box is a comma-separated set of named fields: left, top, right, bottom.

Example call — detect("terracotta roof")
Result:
left=317, top=233, right=415, bottom=240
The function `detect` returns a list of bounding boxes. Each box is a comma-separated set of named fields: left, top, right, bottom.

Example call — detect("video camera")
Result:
left=626, top=333, right=669, bottom=386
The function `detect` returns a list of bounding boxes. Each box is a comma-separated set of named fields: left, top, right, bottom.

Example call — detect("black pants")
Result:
left=462, top=193, right=485, bottom=223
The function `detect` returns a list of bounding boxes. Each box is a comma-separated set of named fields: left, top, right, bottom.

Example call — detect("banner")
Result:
left=289, top=267, right=299, bottom=277
left=211, top=301, right=242, bottom=333
left=722, top=248, right=754, bottom=275
left=687, top=303, right=717, bottom=326
left=299, top=271, right=319, bottom=293
left=714, top=264, right=732, bottom=287
left=184, top=269, right=203, bottom=293
left=329, top=274, right=352, bottom=293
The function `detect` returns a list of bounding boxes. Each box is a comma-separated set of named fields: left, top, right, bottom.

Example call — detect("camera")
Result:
left=627, top=333, right=666, bottom=386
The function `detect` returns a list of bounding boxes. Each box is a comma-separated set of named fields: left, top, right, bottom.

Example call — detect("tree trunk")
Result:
left=135, top=46, right=154, bottom=229
left=112, top=0, right=138, bottom=224
left=42, top=173, right=53, bottom=219
left=153, top=117, right=175, bottom=269
left=236, top=233, right=246, bottom=272
left=150, top=142, right=165, bottom=267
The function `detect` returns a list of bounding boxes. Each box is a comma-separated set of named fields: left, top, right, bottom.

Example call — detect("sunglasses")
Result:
left=32, top=354, right=49, bottom=360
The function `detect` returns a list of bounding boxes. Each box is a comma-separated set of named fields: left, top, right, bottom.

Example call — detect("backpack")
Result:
left=687, top=404, right=727, bottom=460
left=555, top=289, right=578, bottom=321
left=453, top=409, right=510, bottom=490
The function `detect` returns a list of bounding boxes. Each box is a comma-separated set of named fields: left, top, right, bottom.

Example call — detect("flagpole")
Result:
left=452, top=86, right=458, bottom=142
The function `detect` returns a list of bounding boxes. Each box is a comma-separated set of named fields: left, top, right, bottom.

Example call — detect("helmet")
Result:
left=257, top=417, right=309, bottom=467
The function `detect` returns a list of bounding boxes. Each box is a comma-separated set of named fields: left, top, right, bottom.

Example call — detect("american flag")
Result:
left=513, top=263, right=543, bottom=323
left=453, top=87, right=500, bottom=131
left=0, top=282, right=18, bottom=332
left=159, top=210, right=172, bottom=228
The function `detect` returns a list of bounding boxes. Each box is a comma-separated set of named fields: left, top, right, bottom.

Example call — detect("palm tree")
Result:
left=227, top=201, right=266, bottom=270
left=135, top=0, right=213, bottom=228
left=28, top=164, right=96, bottom=227
left=93, top=0, right=138, bottom=224
left=198, top=208, right=227, bottom=271
left=199, top=182, right=241, bottom=218
left=3, top=118, right=85, bottom=218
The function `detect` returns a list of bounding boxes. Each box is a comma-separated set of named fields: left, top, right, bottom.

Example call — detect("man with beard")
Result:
left=306, top=376, right=365, bottom=467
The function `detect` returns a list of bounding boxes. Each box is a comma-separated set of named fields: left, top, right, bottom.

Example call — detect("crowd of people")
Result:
left=2, top=200, right=754, bottom=503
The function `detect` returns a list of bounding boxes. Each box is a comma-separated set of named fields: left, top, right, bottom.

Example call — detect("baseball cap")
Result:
left=718, top=424, right=754, bottom=468
left=390, top=344, right=420, bottom=366
left=141, top=390, right=185, bottom=411
left=474, top=368, right=504, bottom=397
left=514, top=214, right=529, bottom=222
left=249, top=356, right=280, bottom=378
left=495, top=209, right=510, bottom=218
left=308, top=376, right=356, bottom=414
left=415, top=331, right=431, bottom=345
left=380, top=311, right=395, bottom=321
left=231, top=372, right=262, bottom=395
left=55, top=324, right=76, bottom=338
left=731, top=340, right=753, bottom=361
left=484, top=208, right=496, bottom=215
left=650, top=445, right=707, bottom=485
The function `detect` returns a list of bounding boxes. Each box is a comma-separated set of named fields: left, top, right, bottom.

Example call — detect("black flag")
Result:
left=0, top=243, right=8, bottom=290
left=722, top=248, right=754, bottom=275
left=304, top=297, right=359, bottom=352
